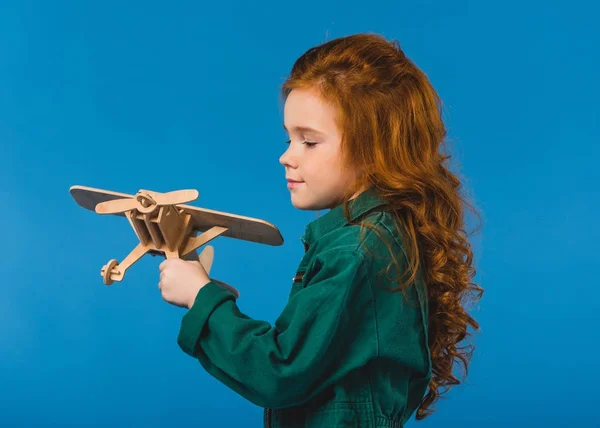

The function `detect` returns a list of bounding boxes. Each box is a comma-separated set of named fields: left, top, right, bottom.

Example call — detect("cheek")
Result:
left=313, top=151, right=340, bottom=170
left=303, top=150, right=345, bottom=182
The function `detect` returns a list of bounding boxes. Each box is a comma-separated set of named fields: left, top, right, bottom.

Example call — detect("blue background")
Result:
left=1, top=1, right=598, bottom=426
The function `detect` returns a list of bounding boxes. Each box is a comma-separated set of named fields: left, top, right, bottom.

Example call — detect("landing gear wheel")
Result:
left=102, top=259, right=119, bottom=285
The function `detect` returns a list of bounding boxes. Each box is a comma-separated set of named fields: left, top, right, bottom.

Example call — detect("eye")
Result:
left=284, top=139, right=317, bottom=148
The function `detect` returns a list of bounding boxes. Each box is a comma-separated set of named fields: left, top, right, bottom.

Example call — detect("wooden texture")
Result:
left=70, top=185, right=283, bottom=285
left=70, top=185, right=283, bottom=246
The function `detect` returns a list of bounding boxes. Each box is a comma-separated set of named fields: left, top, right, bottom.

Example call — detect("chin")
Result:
left=290, top=194, right=333, bottom=211
left=290, top=199, right=316, bottom=211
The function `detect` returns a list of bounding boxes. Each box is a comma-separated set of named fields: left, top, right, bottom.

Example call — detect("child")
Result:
left=158, top=32, right=483, bottom=427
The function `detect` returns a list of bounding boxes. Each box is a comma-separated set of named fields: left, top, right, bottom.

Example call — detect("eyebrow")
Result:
left=283, top=124, right=326, bottom=136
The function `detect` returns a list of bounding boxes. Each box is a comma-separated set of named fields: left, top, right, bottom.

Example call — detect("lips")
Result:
left=286, top=178, right=304, bottom=189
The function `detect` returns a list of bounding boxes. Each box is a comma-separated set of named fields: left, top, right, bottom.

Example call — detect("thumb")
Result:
left=198, top=245, right=214, bottom=275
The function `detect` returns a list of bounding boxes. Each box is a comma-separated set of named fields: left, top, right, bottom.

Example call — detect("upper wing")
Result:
left=69, top=185, right=284, bottom=246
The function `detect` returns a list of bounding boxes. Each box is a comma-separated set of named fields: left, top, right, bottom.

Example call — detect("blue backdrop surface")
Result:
left=1, top=1, right=598, bottom=426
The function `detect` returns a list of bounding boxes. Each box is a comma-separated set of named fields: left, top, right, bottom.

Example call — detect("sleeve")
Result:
left=176, top=249, right=375, bottom=409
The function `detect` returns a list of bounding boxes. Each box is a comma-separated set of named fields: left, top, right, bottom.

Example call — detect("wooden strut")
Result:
left=100, top=203, right=228, bottom=285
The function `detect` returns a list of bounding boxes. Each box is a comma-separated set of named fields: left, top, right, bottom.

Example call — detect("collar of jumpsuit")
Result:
left=300, top=186, right=387, bottom=250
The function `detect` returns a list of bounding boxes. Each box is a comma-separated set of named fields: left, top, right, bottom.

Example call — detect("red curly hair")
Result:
left=280, top=32, right=483, bottom=419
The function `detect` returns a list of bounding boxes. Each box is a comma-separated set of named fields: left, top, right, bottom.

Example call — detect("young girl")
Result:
left=158, top=32, right=483, bottom=427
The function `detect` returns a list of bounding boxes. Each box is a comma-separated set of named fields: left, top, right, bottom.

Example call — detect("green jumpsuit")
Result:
left=178, top=188, right=431, bottom=427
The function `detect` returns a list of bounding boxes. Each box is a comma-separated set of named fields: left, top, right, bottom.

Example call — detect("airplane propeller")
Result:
left=95, top=189, right=199, bottom=215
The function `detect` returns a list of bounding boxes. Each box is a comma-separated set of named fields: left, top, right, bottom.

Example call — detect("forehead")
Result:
left=283, top=88, right=339, bottom=135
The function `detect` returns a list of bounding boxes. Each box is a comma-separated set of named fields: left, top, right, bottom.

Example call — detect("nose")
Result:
left=279, top=144, right=298, bottom=169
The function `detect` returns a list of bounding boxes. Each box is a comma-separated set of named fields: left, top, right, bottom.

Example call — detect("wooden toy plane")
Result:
left=70, top=185, right=283, bottom=286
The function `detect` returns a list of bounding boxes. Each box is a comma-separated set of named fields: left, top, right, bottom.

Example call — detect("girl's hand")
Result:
left=158, top=258, right=240, bottom=309
left=158, top=258, right=211, bottom=309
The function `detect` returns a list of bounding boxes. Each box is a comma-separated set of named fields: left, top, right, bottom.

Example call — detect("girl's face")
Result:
left=280, top=87, right=360, bottom=211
